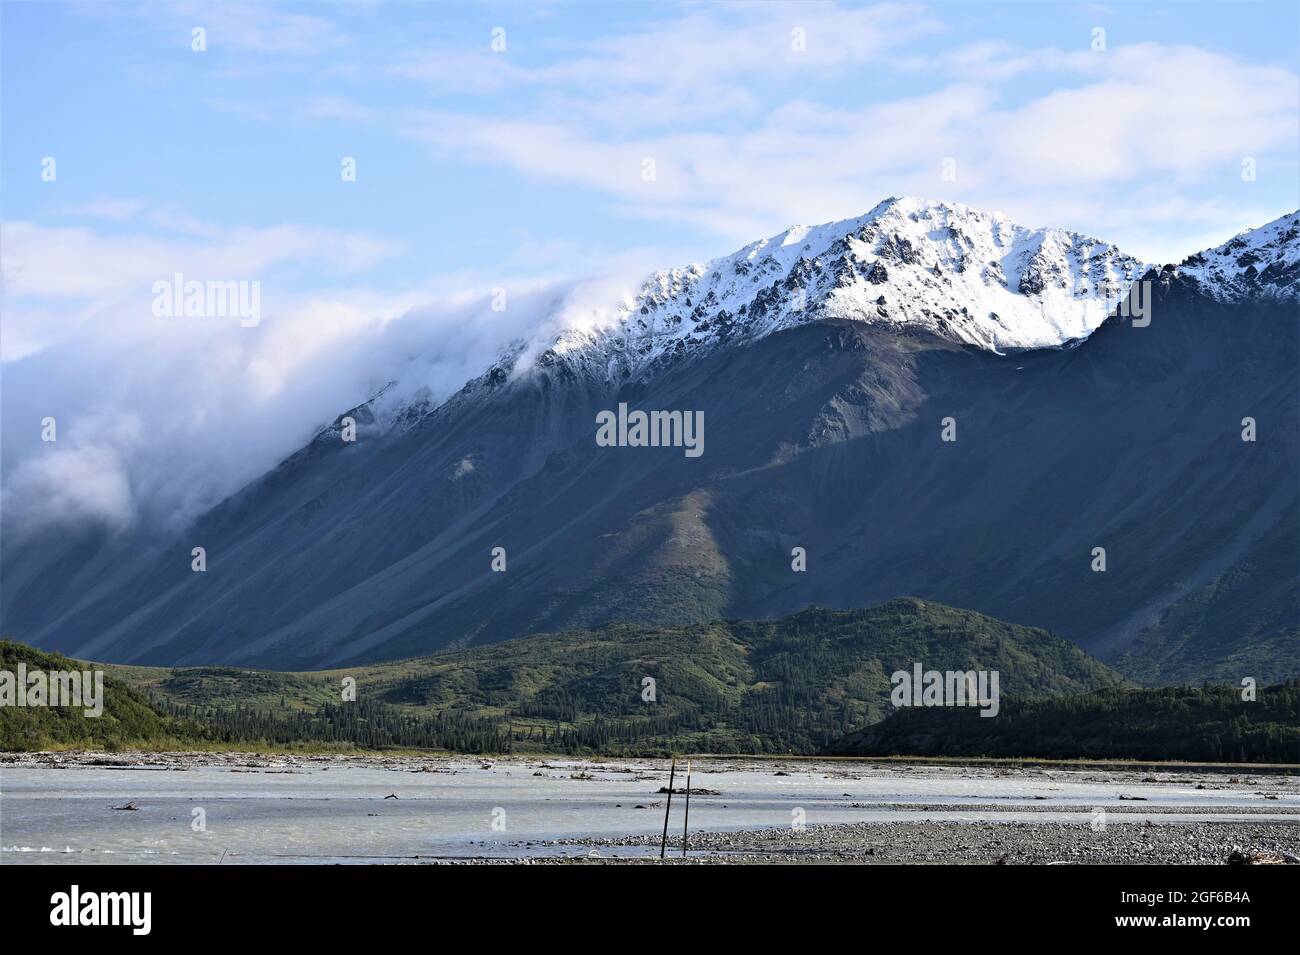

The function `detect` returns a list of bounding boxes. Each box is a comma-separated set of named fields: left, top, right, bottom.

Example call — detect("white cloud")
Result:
left=391, top=2, right=943, bottom=127
left=101, top=1, right=349, bottom=56
left=5, top=444, right=136, bottom=535
left=0, top=218, right=649, bottom=537
left=198, top=4, right=345, bottom=55
left=397, top=39, right=1298, bottom=260
left=1, top=221, right=401, bottom=302
left=56, top=197, right=149, bottom=222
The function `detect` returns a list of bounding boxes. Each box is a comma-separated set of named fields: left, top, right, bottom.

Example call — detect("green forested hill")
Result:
left=12, top=600, right=1295, bottom=761
left=355, top=597, right=1120, bottom=752
left=0, top=641, right=215, bottom=751
left=5, top=598, right=1119, bottom=754
left=828, top=681, right=1300, bottom=763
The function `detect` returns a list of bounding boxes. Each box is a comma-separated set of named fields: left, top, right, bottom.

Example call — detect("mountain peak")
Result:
left=388, top=201, right=1298, bottom=436
left=1175, top=210, right=1300, bottom=302
left=608, top=197, right=1149, bottom=364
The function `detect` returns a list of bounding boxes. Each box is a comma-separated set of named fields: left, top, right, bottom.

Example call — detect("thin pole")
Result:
left=681, top=760, right=692, bottom=858
left=659, top=756, right=676, bottom=860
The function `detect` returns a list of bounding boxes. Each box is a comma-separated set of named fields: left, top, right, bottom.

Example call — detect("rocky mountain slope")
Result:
left=2, top=201, right=1295, bottom=683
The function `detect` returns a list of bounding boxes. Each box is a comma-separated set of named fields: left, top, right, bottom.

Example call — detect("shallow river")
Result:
left=3, top=756, right=1296, bottom=864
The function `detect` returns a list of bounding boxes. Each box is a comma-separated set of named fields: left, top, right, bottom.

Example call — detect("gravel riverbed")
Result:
left=522, top=819, right=1300, bottom=864
left=4, top=752, right=1297, bottom=865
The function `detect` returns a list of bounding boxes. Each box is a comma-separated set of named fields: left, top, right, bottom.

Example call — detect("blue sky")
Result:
left=4, top=1, right=1297, bottom=294
left=2, top=1, right=1298, bottom=532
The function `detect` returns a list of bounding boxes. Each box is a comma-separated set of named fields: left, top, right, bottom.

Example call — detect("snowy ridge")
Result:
left=1173, top=211, right=1300, bottom=303
left=363, top=198, right=1298, bottom=435
left=540, top=197, right=1150, bottom=386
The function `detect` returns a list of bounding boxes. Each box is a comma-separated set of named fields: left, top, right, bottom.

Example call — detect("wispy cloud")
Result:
left=391, top=2, right=943, bottom=127
left=394, top=32, right=1297, bottom=260
left=87, top=1, right=350, bottom=56
left=3, top=220, right=400, bottom=302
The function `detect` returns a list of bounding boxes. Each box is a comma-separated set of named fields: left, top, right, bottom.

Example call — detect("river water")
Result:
left=2, top=756, right=1296, bottom=864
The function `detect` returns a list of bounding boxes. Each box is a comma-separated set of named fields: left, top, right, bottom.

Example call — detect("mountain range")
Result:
left=3, top=198, right=1297, bottom=683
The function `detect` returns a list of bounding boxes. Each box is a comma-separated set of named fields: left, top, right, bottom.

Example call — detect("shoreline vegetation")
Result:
left=4, top=603, right=1298, bottom=764
left=3, top=749, right=1299, bottom=774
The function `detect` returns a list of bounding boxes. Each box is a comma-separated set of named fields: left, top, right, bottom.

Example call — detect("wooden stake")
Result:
left=659, top=756, right=676, bottom=860
left=681, top=760, right=692, bottom=858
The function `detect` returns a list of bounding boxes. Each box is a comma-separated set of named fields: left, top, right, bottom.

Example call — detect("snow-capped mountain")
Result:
left=1173, top=210, right=1300, bottom=303
left=387, top=195, right=1153, bottom=435
left=346, top=199, right=1296, bottom=448
left=545, top=197, right=1151, bottom=380
left=4, top=200, right=1295, bottom=681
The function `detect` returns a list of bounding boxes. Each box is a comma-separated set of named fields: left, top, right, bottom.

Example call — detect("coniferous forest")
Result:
left=4, top=602, right=1298, bottom=762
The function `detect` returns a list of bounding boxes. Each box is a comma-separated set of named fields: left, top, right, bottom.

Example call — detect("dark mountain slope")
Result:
left=3, top=256, right=1296, bottom=679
